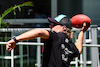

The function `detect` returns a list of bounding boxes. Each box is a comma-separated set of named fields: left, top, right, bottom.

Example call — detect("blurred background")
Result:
left=0, top=0, right=100, bottom=67
left=0, top=0, right=100, bottom=27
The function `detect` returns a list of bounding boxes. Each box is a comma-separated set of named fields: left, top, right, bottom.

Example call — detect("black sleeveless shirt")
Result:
left=42, top=31, right=79, bottom=67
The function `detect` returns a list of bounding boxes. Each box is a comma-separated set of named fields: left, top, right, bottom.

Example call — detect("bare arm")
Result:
left=75, top=31, right=84, bottom=54
left=75, top=23, right=90, bottom=54
left=15, top=29, right=49, bottom=41
left=6, top=29, right=50, bottom=52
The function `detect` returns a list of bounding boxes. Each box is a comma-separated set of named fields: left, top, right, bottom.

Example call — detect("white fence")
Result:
left=0, top=26, right=100, bottom=67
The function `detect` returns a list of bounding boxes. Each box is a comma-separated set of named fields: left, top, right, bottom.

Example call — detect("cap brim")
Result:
left=48, top=17, right=60, bottom=24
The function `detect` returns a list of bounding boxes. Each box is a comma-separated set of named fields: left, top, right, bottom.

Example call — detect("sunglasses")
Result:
left=50, top=23, right=57, bottom=26
left=50, top=23, right=63, bottom=27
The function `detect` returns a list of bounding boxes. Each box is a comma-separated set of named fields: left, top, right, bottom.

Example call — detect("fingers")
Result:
left=6, top=39, right=16, bottom=52
left=83, top=22, right=91, bottom=28
left=6, top=43, right=13, bottom=52
left=81, top=22, right=91, bottom=32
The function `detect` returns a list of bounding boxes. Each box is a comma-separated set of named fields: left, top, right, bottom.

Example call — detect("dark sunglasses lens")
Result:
left=50, top=23, right=57, bottom=26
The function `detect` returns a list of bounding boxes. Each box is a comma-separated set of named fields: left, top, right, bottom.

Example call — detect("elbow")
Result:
left=35, top=29, right=43, bottom=37
left=32, top=29, right=49, bottom=39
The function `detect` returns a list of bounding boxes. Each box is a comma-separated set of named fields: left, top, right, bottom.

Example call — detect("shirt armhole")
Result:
left=41, top=30, right=51, bottom=42
left=70, top=41, right=79, bottom=57
left=74, top=44, right=79, bottom=57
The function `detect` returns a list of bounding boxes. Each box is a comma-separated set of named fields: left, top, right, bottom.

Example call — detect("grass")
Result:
left=71, top=65, right=91, bottom=67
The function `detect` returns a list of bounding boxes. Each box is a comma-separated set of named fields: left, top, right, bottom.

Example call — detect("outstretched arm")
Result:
left=6, top=29, right=50, bottom=52
left=75, top=23, right=90, bottom=54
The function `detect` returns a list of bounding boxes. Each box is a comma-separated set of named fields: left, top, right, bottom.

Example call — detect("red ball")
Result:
left=71, top=14, right=91, bottom=28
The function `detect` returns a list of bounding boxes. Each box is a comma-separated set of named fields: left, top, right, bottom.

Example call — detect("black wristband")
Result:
left=12, top=36, right=19, bottom=43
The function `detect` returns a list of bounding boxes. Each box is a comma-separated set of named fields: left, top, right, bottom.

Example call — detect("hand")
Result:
left=81, top=22, right=91, bottom=32
left=6, top=39, right=16, bottom=52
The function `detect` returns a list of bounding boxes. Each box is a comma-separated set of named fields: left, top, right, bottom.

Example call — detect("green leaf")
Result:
left=18, top=7, right=21, bottom=12
left=1, top=1, right=34, bottom=19
left=0, top=1, right=34, bottom=28
left=1, top=6, right=13, bottom=19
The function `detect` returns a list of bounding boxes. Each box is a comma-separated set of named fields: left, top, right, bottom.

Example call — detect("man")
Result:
left=6, top=14, right=90, bottom=67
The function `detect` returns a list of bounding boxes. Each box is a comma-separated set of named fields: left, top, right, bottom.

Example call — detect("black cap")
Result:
left=48, top=14, right=72, bottom=29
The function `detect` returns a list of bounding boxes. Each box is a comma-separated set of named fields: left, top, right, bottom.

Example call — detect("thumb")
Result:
left=83, top=22, right=86, bottom=27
